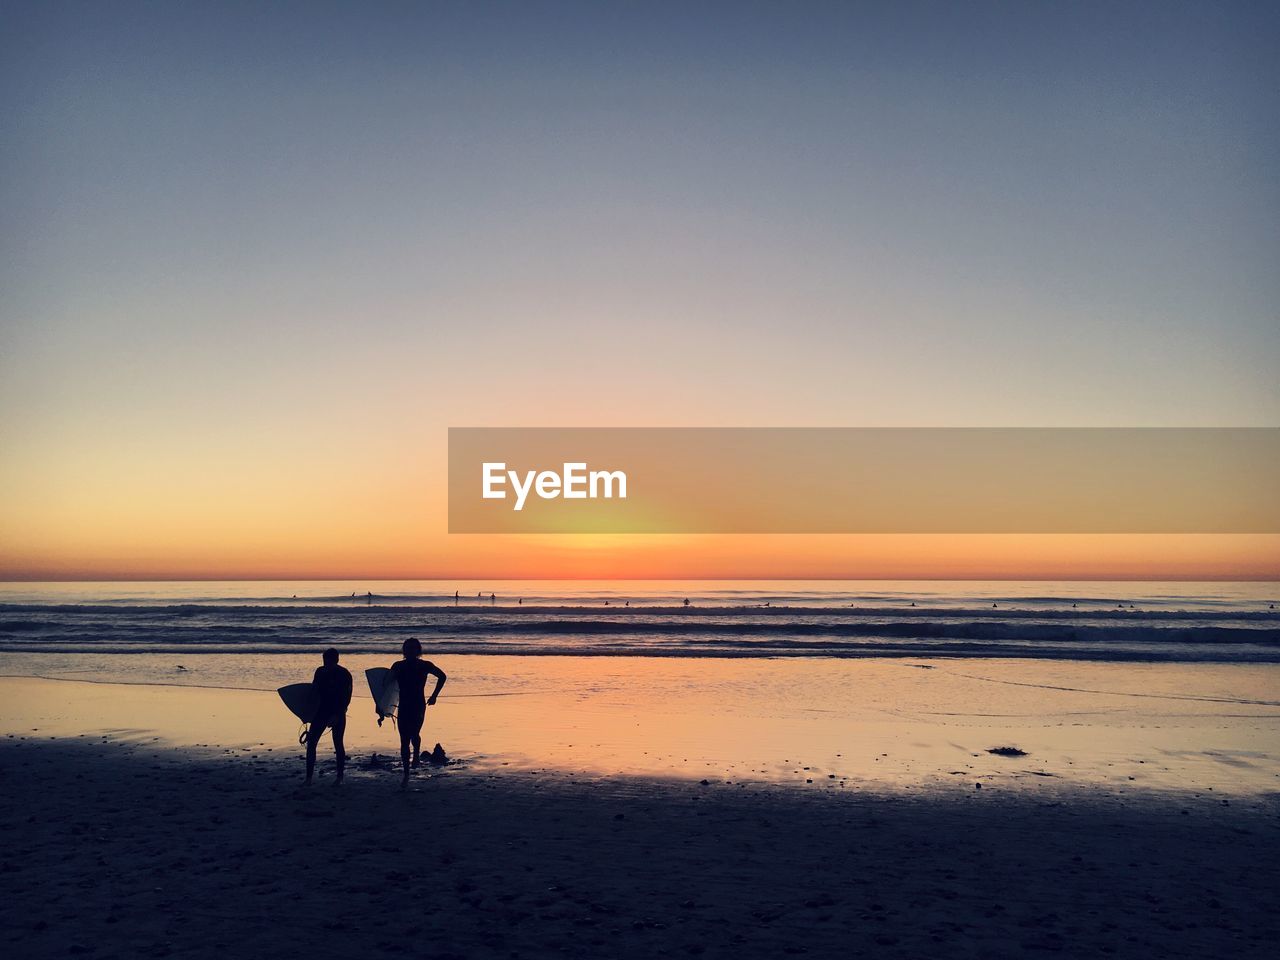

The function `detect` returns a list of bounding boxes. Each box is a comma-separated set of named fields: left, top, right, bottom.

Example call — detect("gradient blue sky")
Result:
left=1, top=1, right=1277, bottom=578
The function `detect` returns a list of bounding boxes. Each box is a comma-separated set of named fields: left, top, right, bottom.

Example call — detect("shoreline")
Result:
left=8, top=649, right=1280, bottom=664
left=3, top=657, right=1278, bottom=794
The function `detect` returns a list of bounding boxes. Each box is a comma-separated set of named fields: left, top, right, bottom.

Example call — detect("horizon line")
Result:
left=2, top=575, right=1277, bottom=584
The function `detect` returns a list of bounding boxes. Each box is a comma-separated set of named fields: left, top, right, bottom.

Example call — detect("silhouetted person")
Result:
left=305, top=648, right=352, bottom=786
left=682, top=598, right=690, bottom=607
left=454, top=590, right=459, bottom=606
left=490, top=592, right=495, bottom=604
left=367, top=591, right=373, bottom=606
left=389, top=637, right=447, bottom=788
left=518, top=597, right=522, bottom=605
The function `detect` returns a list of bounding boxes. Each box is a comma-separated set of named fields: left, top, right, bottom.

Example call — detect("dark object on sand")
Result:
left=986, top=746, right=1028, bottom=757
left=428, top=743, right=449, bottom=765
left=359, top=752, right=398, bottom=772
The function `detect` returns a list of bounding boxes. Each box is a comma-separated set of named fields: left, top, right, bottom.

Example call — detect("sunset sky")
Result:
left=1, top=2, right=1277, bottom=580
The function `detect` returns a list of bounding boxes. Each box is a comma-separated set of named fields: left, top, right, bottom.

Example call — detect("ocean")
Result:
left=2, top=580, right=1277, bottom=788
left=0, top=580, right=1276, bottom=665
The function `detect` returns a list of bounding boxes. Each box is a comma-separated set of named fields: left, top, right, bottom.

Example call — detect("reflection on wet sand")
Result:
left=3, top=656, right=1277, bottom=793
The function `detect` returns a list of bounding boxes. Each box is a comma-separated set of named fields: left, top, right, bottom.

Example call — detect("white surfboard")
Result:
left=365, top=667, right=399, bottom=721
left=277, top=682, right=316, bottom=722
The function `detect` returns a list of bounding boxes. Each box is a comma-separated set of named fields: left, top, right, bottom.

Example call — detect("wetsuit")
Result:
left=390, top=657, right=437, bottom=736
left=305, top=663, right=352, bottom=782
left=310, top=663, right=353, bottom=727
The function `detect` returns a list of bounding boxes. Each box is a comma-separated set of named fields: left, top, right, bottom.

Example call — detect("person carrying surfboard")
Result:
left=304, top=648, right=353, bottom=786
left=390, top=637, right=447, bottom=788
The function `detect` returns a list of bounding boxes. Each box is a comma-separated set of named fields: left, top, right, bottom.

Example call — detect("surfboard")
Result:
left=277, top=683, right=316, bottom=722
left=366, top=667, right=399, bottom=721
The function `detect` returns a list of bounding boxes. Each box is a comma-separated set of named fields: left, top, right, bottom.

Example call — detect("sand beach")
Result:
left=2, top=655, right=1278, bottom=959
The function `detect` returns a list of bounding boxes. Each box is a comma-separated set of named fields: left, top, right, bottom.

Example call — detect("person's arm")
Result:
left=426, top=662, right=447, bottom=706
left=308, top=668, right=327, bottom=724
left=339, top=669, right=353, bottom=712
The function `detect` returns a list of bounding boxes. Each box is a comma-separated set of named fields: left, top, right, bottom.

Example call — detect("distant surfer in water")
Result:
left=305, top=648, right=352, bottom=786
left=390, top=637, right=447, bottom=788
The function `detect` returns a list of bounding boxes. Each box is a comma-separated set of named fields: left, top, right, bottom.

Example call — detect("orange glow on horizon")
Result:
left=1, top=532, right=1276, bottom=582
left=2, top=440, right=1276, bottom=580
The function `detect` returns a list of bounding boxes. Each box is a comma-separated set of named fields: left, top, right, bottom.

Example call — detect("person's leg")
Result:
left=304, top=723, right=325, bottom=785
left=332, top=714, right=346, bottom=784
left=399, top=710, right=423, bottom=787
left=398, top=726, right=412, bottom=788
left=411, top=710, right=425, bottom=766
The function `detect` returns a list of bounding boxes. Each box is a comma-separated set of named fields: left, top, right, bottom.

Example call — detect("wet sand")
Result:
left=2, top=736, right=1277, bottom=959
left=2, top=656, right=1278, bottom=792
